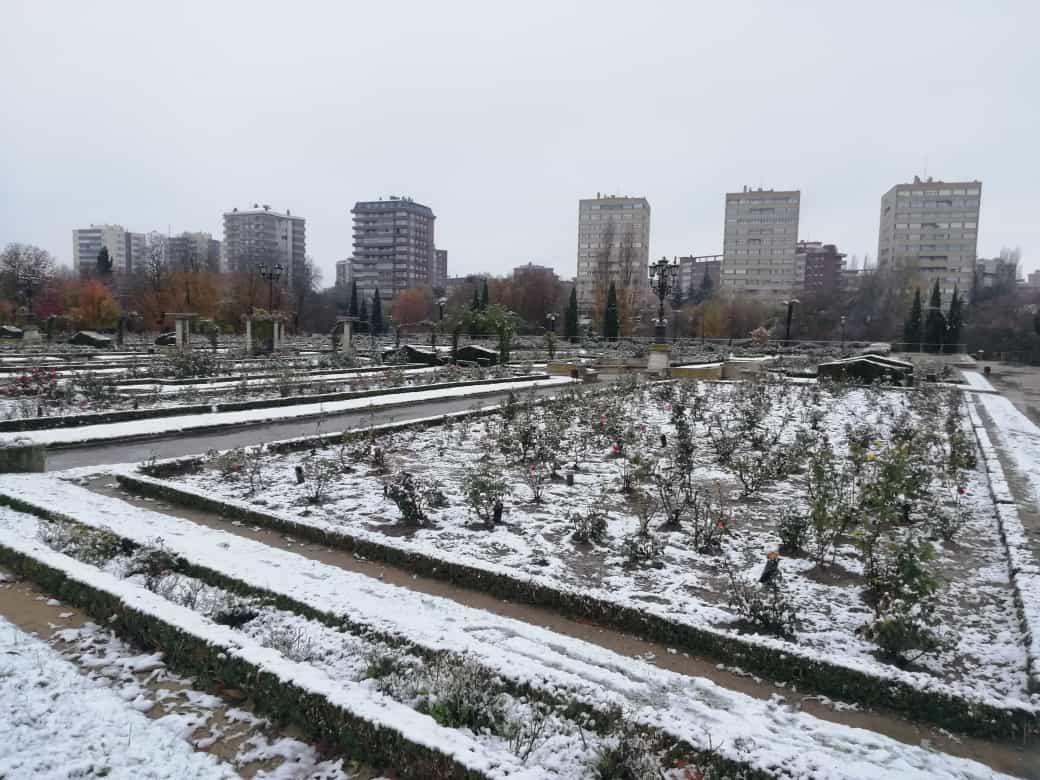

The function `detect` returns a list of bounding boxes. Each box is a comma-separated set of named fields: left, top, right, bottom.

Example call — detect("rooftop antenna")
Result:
left=923, top=156, right=928, bottom=181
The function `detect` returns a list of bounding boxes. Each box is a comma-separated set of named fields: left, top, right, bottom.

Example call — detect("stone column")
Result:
left=245, top=318, right=252, bottom=353
left=339, top=318, right=353, bottom=354
left=175, top=317, right=189, bottom=353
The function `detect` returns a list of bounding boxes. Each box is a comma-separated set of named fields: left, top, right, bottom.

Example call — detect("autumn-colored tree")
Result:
left=68, top=279, right=121, bottom=329
left=391, top=287, right=432, bottom=325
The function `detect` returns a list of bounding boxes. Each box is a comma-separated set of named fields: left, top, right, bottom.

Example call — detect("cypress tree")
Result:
left=96, top=246, right=112, bottom=277
left=924, top=280, right=945, bottom=353
left=603, top=281, right=619, bottom=340
left=471, top=287, right=480, bottom=311
left=370, top=290, right=384, bottom=336
left=348, top=280, right=358, bottom=318
left=565, top=287, right=579, bottom=343
left=358, top=298, right=369, bottom=334
left=700, top=267, right=714, bottom=298
left=480, top=279, right=489, bottom=310
left=904, top=288, right=923, bottom=350
left=946, top=287, right=962, bottom=354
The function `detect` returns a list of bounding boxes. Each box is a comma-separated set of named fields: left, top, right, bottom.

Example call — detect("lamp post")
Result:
left=545, top=312, right=558, bottom=334
left=648, top=256, right=679, bottom=343
left=17, top=269, right=42, bottom=324
left=437, top=297, right=447, bottom=322
left=840, top=315, right=847, bottom=352
left=257, top=263, right=283, bottom=312
left=782, top=299, right=800, bottom=345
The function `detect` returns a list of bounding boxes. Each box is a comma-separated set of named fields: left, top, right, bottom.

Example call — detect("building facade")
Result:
left=335, top=259, right=352, bottom=288
left=877, top=177, right=981, bottom=299
left=721, top=188, right=801, bottom=297
left=677, top=254, right=722, bottom=302
left=432, top=249, right=448, bottom=291
left=350, top=196, right=436, bottom=303
left=222, top=205, right=306, bottom=292
left=575, top=194, right=650, bottom=313
left=798, top=241, right=846, bottom=297
left=167, top=232, right=222, bottom=273
left=72, top=224, right=146, bottom=276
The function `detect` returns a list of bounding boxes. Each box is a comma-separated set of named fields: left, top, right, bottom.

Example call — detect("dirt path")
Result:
left=0, top=570, right=385, bottom=780
left=84, top=476, right=1040, bottom=779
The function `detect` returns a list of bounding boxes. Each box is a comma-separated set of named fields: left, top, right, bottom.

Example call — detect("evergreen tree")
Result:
left=348, top=281, right=358, bottom=318
left=924, top=280, right=946, bottom=353
left=564, top=287, right=579, bottom=343
left=904, top=288, right=923, bottom=349
left=96, top=246, right=112, bottom=277
left=370, top=290, right=384, bottom=336
left=471, top=287, right=481, bottom=311
left=603, top=281, right=620, bottom=340
left=480, top=278, right=489, bottom=310
left=358, top=298, right=369, bottom=334
left=945, top=286, right=962, bottom=354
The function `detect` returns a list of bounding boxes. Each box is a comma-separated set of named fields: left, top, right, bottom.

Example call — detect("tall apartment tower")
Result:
left=222, top=205, right=306, bottom=292
left=575, top=194, right=650, bottom=313
left=72, top=224, right=147, bottom=276
left=350, top=196, right=436, bottom=304
left=877, top=177, right=981, bottom=299
left=720, top=188, right=801, bottom=297
left=335, top=259, right=352, bottom=288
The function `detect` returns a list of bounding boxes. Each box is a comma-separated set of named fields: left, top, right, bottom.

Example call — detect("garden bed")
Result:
left=125, top=379, right=1039, bottom=737
left=0, top=477, right=1020, bottom=779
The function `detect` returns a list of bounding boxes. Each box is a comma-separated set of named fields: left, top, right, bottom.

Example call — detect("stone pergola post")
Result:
left=337, top=317, right=353, bottom=355
left=167, top=313, right=199, bottom=354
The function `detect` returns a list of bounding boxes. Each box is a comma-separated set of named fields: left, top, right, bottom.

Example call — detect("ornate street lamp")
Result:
left=437, top=296, right=448, bottom=321
left=257, top=263, right=284, bottom=311
left=648, top=256, right=679, bottom=343
left=840, top=314, right=847, bottom=352
left=545, top=312, right=558, bottom=334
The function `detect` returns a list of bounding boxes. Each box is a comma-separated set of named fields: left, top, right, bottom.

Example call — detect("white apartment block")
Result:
left=72, top=224, right=146, bottom=276
left=877, top=177, right=981, bottom=299
left=720, top=188, right=801, bottom=298
left=575, top=194, right=650, bottom=312
left=223, top=205, right=306, bottom=292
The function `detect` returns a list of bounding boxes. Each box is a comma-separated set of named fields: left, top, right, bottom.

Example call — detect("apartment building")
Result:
left=72, top=224, right=147, bottom=275
left=335, top=259, right=352, bottom=288
left=877, top=177, right=981, bottom=299
left=167, top=231, right=222, bottom=273
left=677, top=254, right=722, bottom=301
left=350, top=196, right=436, bottom=303
left=575, top=194, right=650, bottom=313
left=798, top=241, right=846, bottom=297
left=720, top=188, right=801, bottom=298
left=432, top=249, right=448, bottom=291
left=223, top=205, right=306, bottom=291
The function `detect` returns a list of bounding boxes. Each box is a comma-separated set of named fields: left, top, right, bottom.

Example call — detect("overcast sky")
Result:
left=2, top=1, right=1037, bottom=285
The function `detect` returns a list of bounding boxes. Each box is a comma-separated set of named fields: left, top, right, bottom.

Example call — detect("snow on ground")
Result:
left=960, top=371, right=999, bottom=393
left=0, top=519, right=541, bottom=779
left=0, top=614, right=237, bottom=780
left=0, top=376, right=572, bottom=447
left=0, top=477, right=1022, bottom=779
left=117, top=365, right=441, bottom=394
left=144, top=382, right=1032, bottom=706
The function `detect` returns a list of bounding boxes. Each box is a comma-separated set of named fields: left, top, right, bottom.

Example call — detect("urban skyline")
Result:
left=4, top=4, right=1034, bottom=287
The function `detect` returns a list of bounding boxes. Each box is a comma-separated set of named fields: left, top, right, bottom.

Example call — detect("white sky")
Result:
left=1, top=1, right=1037, bottom=284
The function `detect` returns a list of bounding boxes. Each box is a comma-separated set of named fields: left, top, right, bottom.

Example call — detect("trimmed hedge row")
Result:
left=0, top=373, right=547, bottom=433
left=0, top=498, right=762, bottom=780
left=0, top=540, right=495, bottom=780
left=116, top=471, right=1040, bottom=743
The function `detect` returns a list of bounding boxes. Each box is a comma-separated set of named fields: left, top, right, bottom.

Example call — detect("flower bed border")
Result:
left=0, top=373, right=547, bottom=433
left=966, top=400, right=1040, bottom=694
left=0, top=536, right=509, bottom=780
left=115, top=468, right=1039, bottom=742
left=0, top=492, right=765, bottom=780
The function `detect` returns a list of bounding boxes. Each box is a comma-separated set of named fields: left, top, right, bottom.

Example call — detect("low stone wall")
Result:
left=0, top=374, right=549, bottom=434
left=0, top=444, right=45, bottom=472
